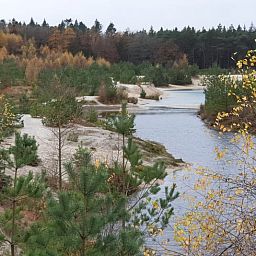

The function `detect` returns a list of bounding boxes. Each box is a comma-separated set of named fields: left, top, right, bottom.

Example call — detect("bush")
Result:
left=127, top=97, right=138, bottom=104
left=0, top=60, right=25, bottom=87
left=0, top=170, right=11, bottom=192
left=152, top=66, right=169, bottom=86
left=186, top=64, right=200, bottom=77
left=37, top=64, right=113, bottom=99
left=140, top=89, right=146, bottom=99
left=116, top=87, right=128, bottom=101
left=67, top=132, right=79, bottom=142
left=0, top=95, right=17, bottom=140
left=85, top=107, right=98, bottom=123
left=30, top=102, right=44, bottom=118
left=204, top=75, right=239, bottom=115
left=168, top=68, right=192, bottom=85
left=111, top=62, right=137, bottom=84
left=98, top=83, right=118, bottom=104
left=200, top=64, right=229, bottom=76
left=18, top=94, right=30, bottom=114
left=145, top=94, right=160, bottom=100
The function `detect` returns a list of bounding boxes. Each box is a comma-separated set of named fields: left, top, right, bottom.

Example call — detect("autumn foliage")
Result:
left=172, top=51, right=256, bottom=255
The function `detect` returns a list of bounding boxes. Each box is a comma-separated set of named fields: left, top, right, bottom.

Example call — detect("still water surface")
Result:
left=135, top=90, right=233, bottom=169
left=135, top=89, right=238, bottom=252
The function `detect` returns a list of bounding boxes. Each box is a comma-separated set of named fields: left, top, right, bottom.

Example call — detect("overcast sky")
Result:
left=1, top=0, right=255, bottom=31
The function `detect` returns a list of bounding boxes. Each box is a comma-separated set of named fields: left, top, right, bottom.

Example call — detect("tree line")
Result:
left=1, top=18, right=256, bottom=69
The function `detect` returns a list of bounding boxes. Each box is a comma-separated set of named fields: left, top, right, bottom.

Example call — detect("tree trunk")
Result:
left=58, top=125, right=62, bottom=190
left=122, top=133, right=126, bottom=230
left=11, top=167, right=18, bottom=256
left=81, top=239, right=86, bottom=256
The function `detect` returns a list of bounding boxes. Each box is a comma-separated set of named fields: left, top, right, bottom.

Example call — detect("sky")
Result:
left=1, top=0, right=255, bottom=31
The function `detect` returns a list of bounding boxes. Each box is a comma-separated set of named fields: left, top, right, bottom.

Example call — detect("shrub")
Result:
left=140, top=89, right=146, bottom=98
left=85, top=107, right=98, bottom=123
left=18, top=94, right=30, bottom=114
left=145, top=94, right=160, bottom=100
left=168, top=68, right=192, bottom=85
left=116, top=87, right=128, bottom=101
left=152, top=66, right=169, bottom=86
left=0, top=60, right=25, bottom=87
left=0, top=170, right=11, bottom=192
left=0, top=95, right=17, bottom=140
left=67, top=132, right=79, bottom=142
left=111, top=62, right=137, bottom=84
left=30, top=102, right=44, bottom=118
left=98, top=83, right=118, bottom=104
left=127, top=97, right=138, bottom=104
left=204, top=75, right=239, bottom=115
left=200, top=64, right=229, bottom=76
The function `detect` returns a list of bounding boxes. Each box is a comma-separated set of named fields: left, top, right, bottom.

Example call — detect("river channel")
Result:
left=135, top=89, right=239, bottom=253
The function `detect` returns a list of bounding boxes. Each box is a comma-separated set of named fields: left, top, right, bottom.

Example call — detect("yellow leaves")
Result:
left=95, top=159, right=100, bottom=169
left=242, top=135, right=254, bottom=154
left=0, top=94, right=16, bottom=138
left=236, top=219, right=245, bottom=233
left=0, top=31, right=23, bottom=50
left=144, top=249, right=156, bottom=256
left=214, top=147, right=226, bottom=160
left=173, top=49, right=256, bottom=255
left=152, top=200, right=159, bottom=209
left=96, top=57, right=111, bottom=68
left=234, top=188, right=244, bottom=196
left=241, top=58, right=248, bottom=66
left=207, top=191, right=215, bottom=199
left=241, top=96, right=247, bottom=101
left=237, top=60, right=243, bottom=69
left=194, top=176, right=210, bottom=191
left=252, top=91, right=256, bottom=98
left=174, top=211, right=218, bottom=252
left=147, top=224, right=163, bottom=236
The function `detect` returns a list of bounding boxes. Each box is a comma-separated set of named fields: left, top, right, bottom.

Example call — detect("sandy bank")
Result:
left=1, top=115, right=183, bottom=178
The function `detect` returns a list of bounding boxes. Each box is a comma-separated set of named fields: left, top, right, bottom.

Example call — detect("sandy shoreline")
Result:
left=1, top=83, right=201, bottom=178
left=1, top=114, right=184, bottom=179
left=82, top=83, right=204, bottom=113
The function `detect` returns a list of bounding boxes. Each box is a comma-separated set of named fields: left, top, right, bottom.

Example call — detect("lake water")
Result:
left=135, top=89, right=239, bottom=252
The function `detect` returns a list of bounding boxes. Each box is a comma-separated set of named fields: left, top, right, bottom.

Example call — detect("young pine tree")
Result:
left=0, top=133, right=45, bottom=256
left=107, top=102, right=179, bottom=253
left=24, top=147, right=126, bottom=256
left=42, top=81, right=81, bottom=190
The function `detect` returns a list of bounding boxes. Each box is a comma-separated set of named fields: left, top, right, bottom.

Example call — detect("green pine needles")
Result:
left=0, top=104, right=178, bottom=256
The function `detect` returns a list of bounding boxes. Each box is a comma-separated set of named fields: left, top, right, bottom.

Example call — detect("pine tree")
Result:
left=42, top=19, right=48, bottom=27
left=42, top=81, right=81, bottom=190
left=23, top=105, right=178, bottom=256
left=92, top=19, right=102, bottom=34
left=107, top=103, right=179, bottom=252
left=0, top=133, right=45, bottom=256
left=29, top=18, right=35, bottom=27
left=106, top=23, right=116, bottom=36
left=24, top=147, right=126, bottom=256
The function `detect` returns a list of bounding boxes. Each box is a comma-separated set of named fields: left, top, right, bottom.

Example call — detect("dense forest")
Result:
left=1, top=18, right=256, bottom=69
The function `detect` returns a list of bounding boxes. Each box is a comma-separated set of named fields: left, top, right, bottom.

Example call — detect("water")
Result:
left=135, top=90, right=236, bottom=170
left=153, top=89, right=205, bottom=106
left=135, top=89, right=239, bottom=252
